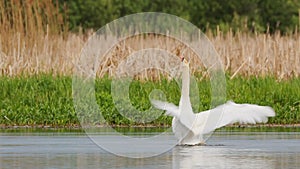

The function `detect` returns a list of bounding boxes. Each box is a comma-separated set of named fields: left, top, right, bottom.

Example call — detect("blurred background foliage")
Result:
left=58, top=0, right=300, bottom=34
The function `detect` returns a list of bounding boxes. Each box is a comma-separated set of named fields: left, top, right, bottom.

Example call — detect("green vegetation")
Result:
left=1, top=1, right=299, bottom=129
left=0, top=74, right=299, bottom=127
left=2, top=0, right=299, bottom=34
left=0, top=75, right=75, bottom=126
left=62, top=0, right=300, bottom=33
left=227, top=75, right=300, bottom=124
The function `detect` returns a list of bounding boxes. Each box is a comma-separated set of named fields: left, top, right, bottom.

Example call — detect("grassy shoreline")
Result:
left=1, top=123, right=300, bottom=129
left=0, top=74, right=299, bottom=127
left=1, top=124, right=300, bottom=135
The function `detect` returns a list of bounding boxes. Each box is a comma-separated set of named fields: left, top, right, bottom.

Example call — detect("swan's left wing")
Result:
left=151, top=100, right=179, bottom=117
left=218, top=101, right=275, bottom=126
left=195, top=101, right=275, bottom=134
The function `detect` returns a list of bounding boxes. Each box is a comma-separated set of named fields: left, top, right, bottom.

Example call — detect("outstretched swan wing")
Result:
left=151, top=100, right=180, bottom=117
left=194, top=101, right=275, bottom=134
left=151, top=99, right=196, bottom=130
left=199, top=101, right=275, bottom=134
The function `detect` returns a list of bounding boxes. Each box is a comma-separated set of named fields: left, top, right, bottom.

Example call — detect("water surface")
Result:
left=0, top=128, right=299, bottom=169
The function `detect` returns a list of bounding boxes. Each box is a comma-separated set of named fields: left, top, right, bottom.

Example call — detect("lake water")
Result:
left=0, top=128, right=299, bottom=169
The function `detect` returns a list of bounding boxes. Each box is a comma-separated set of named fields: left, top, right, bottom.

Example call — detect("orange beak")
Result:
left=180, top=56, right=189, bottom=64
left=180, top=56, right=185, bottom=62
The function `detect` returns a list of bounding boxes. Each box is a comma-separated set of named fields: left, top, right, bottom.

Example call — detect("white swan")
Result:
left=151, top=57, right=275, bottom=145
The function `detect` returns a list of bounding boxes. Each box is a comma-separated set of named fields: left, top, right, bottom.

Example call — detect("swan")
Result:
left=151, top=57, right=275, bottom=145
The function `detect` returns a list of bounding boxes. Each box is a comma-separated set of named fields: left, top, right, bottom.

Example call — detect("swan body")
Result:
left=151, top=57, right=275, bottom=145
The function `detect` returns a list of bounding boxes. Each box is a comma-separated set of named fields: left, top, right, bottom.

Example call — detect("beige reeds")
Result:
left=97, top=32, right=300, bottom=80
left=0, top=0, right=81, bottom=76
left=211, top=30, right=300, bottom=79
left=0, top=1, right=299, bottom=79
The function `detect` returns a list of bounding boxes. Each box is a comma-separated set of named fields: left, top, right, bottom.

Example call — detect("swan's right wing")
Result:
left=151, top=100, right=179, bottom=118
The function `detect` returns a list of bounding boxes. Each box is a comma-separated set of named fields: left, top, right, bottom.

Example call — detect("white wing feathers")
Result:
left=151, top=99, right=196, bottom=131
left=151, top=100, right=180, bottom=117
left=151, top=100, right=275, bottom=133
left=215, top=101, right=275, bottom=128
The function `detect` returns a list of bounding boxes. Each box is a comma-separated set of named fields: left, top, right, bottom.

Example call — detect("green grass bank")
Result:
left=0, top=74, right=299, bottom=127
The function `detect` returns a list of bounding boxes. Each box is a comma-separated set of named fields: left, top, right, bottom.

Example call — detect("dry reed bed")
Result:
left=210, top=31, right=300, bottom=79
left=1, top=31, right=300, bottom=79
left=99, top=32, right=300, bottom=80
left=0, top=0, right=82, bottom=76
left=0, top=1, right=299, bottom=79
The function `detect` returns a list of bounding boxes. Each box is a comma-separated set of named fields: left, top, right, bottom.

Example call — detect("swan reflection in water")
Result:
left=171, top=143, right=299, bottom=169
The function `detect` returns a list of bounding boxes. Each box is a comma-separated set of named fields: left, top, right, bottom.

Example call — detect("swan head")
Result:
left=180, top=56, right=189, bottom=66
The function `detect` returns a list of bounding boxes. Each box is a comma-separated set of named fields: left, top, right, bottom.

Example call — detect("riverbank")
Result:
left=0, top=74, right=299, bottom=126
left=1, top=123, right=300, bottom=129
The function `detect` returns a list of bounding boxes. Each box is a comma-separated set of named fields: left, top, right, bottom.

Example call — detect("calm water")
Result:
left=0, top=129, right=299, bottom=169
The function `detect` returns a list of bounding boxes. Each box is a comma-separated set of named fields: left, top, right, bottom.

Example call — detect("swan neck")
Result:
left=181, top=65, right=190, bottom=97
